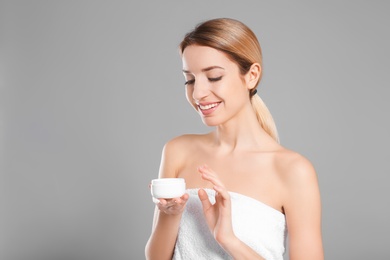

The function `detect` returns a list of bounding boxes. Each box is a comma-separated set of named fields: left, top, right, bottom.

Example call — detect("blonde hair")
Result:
left=180, top=18, right=279, bottom=142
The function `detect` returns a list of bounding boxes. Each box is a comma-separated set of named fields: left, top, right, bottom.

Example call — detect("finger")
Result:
left=162, top=199, right=179, bottom=209
left=214, top=185, right=228, bottom=197
left=180, top=193, right=189, bottom=203
left=198, top=188, right=213, bottom=211
left=156, top=199, right=180, bottom=212
left=214, top=185, right=231, bottom=208
left=155, top=198, right=167, bottom=206
left=170, top=193, right=189, bottom=205
left=198, top=165, right=225, bottom=187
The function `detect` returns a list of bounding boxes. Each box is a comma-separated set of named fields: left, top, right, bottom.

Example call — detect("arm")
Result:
left=145, top=139, right=189, bottom=260
left=282, top=155, right=324, bottom=260
left=145, top=205, right=186, bottom=260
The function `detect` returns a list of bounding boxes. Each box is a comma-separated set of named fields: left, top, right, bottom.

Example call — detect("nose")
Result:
left=192, top=78, right=210, bottom=101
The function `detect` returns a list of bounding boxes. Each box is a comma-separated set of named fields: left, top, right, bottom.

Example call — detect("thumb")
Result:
left=198, top=189, right=212, bottom=211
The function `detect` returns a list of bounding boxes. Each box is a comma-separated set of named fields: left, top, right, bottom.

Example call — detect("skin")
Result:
left=145, top=45, right=324, bottom=260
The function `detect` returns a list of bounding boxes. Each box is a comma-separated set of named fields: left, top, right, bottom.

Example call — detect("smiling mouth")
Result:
left=198, top=102, right=220, bottom=110
left=197, top=102, right=221, bottom=115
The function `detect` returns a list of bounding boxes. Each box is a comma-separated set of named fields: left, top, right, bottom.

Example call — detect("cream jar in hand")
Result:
left=151, top=178, right=186, bottom=199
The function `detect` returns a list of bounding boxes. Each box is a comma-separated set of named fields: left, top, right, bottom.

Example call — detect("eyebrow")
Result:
left=182, top=66, right=224, bottom=74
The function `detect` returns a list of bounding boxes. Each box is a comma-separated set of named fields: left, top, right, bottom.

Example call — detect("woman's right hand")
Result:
left=153, top=194, right=189, bottom=215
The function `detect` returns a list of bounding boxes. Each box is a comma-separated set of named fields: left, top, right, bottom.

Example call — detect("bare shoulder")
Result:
left=163, top=134, right=205, bottom=154
left=274, top=148, right=318, bottom=188
left=273, top=147, right=321, bottom=214
left=158, top=134, right=208, bottom=178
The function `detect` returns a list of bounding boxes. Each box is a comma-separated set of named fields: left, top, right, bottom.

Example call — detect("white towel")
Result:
left=173, top=188, right=287, bottom=260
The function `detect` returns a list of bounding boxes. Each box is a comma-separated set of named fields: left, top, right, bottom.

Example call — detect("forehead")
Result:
left=182, top=45, right=234, bottom=72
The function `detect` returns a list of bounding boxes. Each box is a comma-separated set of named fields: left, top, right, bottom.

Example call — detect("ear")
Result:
left=245, top=63, right=261, bottom=90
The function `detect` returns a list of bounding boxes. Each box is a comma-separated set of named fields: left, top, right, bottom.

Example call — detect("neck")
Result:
left=211, top=107, right=275, bottom=153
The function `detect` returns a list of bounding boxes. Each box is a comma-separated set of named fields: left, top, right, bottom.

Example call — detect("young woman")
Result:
left=145, top=18, right=324, bottom=260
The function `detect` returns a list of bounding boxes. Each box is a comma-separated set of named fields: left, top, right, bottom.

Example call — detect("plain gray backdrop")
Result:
left=1, top=1, right=389, bottom=259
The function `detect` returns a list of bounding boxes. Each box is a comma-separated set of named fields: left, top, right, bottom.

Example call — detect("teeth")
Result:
left=199, top=103, right=219, bottom=110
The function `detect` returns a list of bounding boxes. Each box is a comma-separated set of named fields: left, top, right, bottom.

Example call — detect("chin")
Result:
left=201, top=117, right=222, bottom=127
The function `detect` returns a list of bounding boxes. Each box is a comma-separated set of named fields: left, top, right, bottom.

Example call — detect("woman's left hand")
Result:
left=197, top=165, right=235, bottom=245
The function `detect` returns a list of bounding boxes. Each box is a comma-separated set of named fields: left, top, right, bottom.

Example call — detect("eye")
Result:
left=209, top=76, right=222, bottom=82
left=184, top=79, right=195, bottom=86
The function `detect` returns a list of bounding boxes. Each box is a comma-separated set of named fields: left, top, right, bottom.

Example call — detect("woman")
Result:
left=145, top=18, right=324, bottom=260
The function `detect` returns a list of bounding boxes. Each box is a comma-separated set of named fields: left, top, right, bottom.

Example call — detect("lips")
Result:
left=197, top=102, right=221, bottom=115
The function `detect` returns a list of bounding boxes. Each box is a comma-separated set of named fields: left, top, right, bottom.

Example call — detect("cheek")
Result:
left=225, top=79, right=250, bottom=106
left=226, top=78, right=247, bottom=96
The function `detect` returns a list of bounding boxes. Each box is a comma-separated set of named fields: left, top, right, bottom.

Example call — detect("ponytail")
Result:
left=251, top=94, right=279, bottom=143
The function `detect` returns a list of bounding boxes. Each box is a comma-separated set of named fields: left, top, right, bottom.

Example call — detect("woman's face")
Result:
left=182, top=45, right=252, bottom=126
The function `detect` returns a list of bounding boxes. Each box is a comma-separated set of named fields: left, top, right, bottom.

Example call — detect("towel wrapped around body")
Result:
left=173, top=188, right=287, bottom=260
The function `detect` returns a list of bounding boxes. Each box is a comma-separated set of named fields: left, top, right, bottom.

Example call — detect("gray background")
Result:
left=1, top=1, right=389, bottom=259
